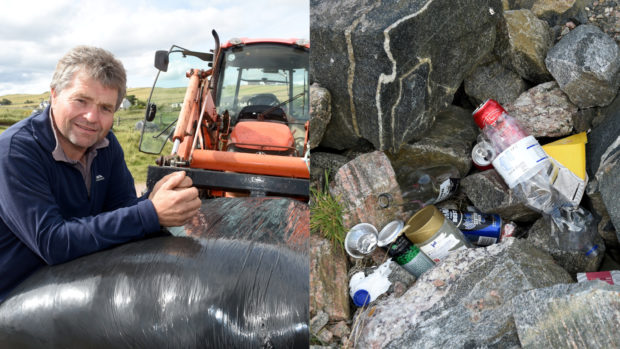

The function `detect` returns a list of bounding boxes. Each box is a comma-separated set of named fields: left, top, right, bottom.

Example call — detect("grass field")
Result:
left=0, top=89, right=166, bottom=183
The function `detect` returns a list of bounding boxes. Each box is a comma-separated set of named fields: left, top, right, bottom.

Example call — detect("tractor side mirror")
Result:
left=145, top=103, right=157, bottom=122
left=154, top=50, right=169, bottom=72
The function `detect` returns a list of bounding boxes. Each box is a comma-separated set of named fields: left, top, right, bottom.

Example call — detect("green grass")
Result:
left=310, top=172, right=347, bottom=252
left=112, top=109, right=168, bottom=182
left=0, top=91, right=50, bottom=108
left=0, top=108, right=30, bottom=126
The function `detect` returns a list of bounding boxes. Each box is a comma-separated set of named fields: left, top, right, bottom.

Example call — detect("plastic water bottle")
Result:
left=348, top=260, right=392, bottom=307
left=472, top=99, right=598, bottom=256
left=472, top=99, right=562, bottom=214
left=395, top=165, right=460, bottom=213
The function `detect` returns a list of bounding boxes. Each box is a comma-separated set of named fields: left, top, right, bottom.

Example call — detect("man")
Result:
left=0, top=46, right=201, bottom=302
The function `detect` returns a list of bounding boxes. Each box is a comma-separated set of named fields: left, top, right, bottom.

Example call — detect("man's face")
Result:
left=50, top=69, right=117, bottom=159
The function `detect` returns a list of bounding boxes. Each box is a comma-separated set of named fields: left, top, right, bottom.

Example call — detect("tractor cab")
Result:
left=139, top=37, right=309, bottom=157
left=216, top=39, right=309, bottom=156
left=138, top=31, right=310, bottom=199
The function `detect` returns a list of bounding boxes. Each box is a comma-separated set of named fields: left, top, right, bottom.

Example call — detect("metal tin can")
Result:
left=377, top=220, right=434, bottom=277
left=472, top=140, right=495, bottom=171
left=439, top=208, right=502, bottom=246
left=344, top=223, right=378, bottom=258
left=403, top=205, right=472, bottom=263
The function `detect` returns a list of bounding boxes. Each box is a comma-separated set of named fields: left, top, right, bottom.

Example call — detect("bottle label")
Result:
left=440, top=208, right=463, bottom=226
left=492, top=135, right=549, bottom=188
left=419, top=232, right=466, bottom=263
left=394, top=245, right=435, bottom=277
left=436, top=178, right=459, bottom=202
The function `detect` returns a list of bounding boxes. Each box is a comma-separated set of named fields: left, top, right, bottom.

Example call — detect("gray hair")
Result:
left=50, top=45, right=127, bottom=110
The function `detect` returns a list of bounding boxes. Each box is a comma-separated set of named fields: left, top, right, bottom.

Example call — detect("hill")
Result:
left=0, top=88, right=162, bottom=183
left=0, top=88, right=151, bottom=108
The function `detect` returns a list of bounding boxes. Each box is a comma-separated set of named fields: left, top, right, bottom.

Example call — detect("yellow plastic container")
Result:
left=542, top=132, right=587, bottom=180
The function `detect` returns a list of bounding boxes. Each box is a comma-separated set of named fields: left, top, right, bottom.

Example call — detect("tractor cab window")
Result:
left=216, top=43, right=309, bottom=125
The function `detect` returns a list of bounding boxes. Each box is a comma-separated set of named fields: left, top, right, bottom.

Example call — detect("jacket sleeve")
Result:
left=101, top=133, right=152, bottom=210
left=0, top=133, right=161, bottom=266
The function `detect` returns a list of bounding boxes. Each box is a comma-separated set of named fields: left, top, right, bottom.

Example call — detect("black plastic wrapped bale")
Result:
left=184, top=197, right=309, bottom=253
left=0, top=198, right=309, bottom=348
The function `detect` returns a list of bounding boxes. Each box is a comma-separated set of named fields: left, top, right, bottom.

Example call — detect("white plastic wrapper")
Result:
left=548, top=158, right=586, bottom=207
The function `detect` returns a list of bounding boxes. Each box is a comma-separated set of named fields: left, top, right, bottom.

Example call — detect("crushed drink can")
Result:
left=377, top=220, right=434, bottom=277
left=439, top=208, right=502, bottom=246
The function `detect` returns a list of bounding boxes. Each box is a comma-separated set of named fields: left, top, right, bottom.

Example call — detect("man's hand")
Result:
left=149, top=171, right=201, bottom=227
left=148, top=171, right=193, bottom=199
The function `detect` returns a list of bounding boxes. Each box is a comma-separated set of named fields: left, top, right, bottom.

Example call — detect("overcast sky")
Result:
left=0, top=0, right=309, bottom=96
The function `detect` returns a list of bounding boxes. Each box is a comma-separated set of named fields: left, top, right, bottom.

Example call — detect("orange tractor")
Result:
left=138, top=30, right=310, bottom=200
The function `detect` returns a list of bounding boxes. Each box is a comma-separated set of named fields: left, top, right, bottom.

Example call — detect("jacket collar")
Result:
left=30, top=105, right=56, bottom=153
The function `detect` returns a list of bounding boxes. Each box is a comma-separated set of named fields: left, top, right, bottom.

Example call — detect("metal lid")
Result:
left=377, top=220, right=404, bottom=247
left=403, top=205, right=444, bottom=243
left=472, top=99, right=505, bottom=129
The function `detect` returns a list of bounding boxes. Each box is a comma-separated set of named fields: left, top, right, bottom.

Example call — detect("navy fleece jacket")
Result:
left=0, top=107, right=161, bottom=302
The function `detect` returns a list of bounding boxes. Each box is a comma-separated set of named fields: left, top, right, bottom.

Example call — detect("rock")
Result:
left=386, top=262, right=418, bottom=296
left=310, top=235, right=350, bottom=321
left=527, top=216, right=604, bottom=276
left=350, top=238, right=573, bottom=348
left=572, top=107, right=603, bottom=133
left=386, top=105, right=479, bottom=178
left=586, top=94, right=620, bottom=178
left=503, top=81, right=577, bottom=137
left=464, top=58, right=528, bottom=105
left=310, top=311, right=330, bottom=336
left=329, top=321, right=351, bottom=340
left=586, top=94, right=620, bottom=237
left=315, top=328, right=334, bottom=344
left=495, top=9, right=553, bottom=83
left=503, top=0, right=588, bottom=27
left=586, top=180, right=619, bottom=251
left=461, top=169, right=541, bottom=222
left=545, top=24, right=620, bottom=108
left=309, top=83, right=332, bottom=149
left=597, top=154, right=620, bottom=241
left=310, top=152, right=350, bottom=191
left=512, top=281, right=620, bottom=348
left=533, top=1, right=587, bottom=26
left=330, top=151, right=406, bottom=229
left=310, top=0, right=502, bottom=151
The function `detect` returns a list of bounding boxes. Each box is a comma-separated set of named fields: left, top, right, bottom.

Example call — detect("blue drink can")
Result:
left=439, top=208, right=502, bottom=246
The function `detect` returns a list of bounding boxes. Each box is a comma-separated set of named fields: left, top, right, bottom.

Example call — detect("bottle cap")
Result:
left=472, top=99, right=506, bottom=129
left=403, top=205, right=444, bottom=243
left=377, top=220, right=404, bottom=247
left=352, top=289, right=371, bottom=307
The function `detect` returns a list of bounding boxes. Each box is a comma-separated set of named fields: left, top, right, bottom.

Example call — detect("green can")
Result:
left=378, top=220, right=435, bottom=278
